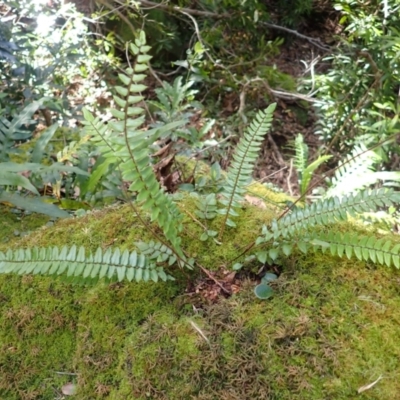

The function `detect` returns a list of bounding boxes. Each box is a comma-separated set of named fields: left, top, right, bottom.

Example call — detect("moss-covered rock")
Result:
left=1, top=192, right=400, bottom=399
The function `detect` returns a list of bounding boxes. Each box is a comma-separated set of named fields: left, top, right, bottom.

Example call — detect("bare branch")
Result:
left=136, top=2, right=331, bottom=52
left=137, top=0, right=230, bottom=18
left=260, top=21, right=331, bottom=52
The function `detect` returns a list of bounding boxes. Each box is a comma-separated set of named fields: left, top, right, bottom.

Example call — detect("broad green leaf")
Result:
left=269, top=248, right=279, bottom=261
left=261, top=273, right=278, bottom=283
left=254, top=283, right=273, bottom=299
left=0, top=171, right=39, bottom=195
left=137, top=54, right=152, bottom=63
left=0, top=192, right=69, bottom=218
left=31, top=123, right=59, bottom=163
left=134, top=63, right=148, bottom=73
left=256, top=251, right=268, bottom=264
left=232, top=263, right=243, bottom=270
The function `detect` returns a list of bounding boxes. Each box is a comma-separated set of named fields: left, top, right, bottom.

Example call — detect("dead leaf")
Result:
left=61, top=383, right=77, bottom=396
left=153, top=142, right=173, bottom=157
left=223, top=271, right=237, bottom=283
left=357, top=375, right=382, bottom=394
left=244, top=195, right=267, bottom=209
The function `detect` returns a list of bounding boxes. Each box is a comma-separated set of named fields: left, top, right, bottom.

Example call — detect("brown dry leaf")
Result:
left=231, top=284, right=240, bottom=294
left=357, top=375, right=382, bottom=394
left=153, top=153, right=175, bottom=173
left=223, top=271, right=237, bottom=283
left=153, top=142, right=173, bottom=157
left=244, top=194, right=267, bottom=209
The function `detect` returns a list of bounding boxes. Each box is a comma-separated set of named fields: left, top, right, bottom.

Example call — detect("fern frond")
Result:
left=292, top=134, right=331, bottom=196
left=82, top=32, right=186, bottom=258
left=306, top=232, right=400, bottom=268
left=263, top=188, right=400, bottom=240
left=327, top=144, right=380, bottom=197
left=0, top=245, right=173, bottom=283
left=57, top=135, right=91, bottom=163
left=218, top=103, right=276, bottom=238
left=293, top=133, right=308, bottom=176
left=300, top=155, right=331, bottom=196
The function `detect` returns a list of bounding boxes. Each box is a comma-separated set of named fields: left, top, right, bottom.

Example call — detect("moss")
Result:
left=102, top=258, right=400, bottom=399
left=75, top=282, right=181, bottom=398
left=0, top=275, right=81, bottom=399
left=1, top=191, right=400, bottom=399
left=0, top=205, right=49, bottom=244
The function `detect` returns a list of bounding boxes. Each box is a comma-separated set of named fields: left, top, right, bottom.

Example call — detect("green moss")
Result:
left=0, top=205, right=49, bottom=244
left=1, top=191, right=400, bottom=399
left=0, top=275, right=81, bottom=399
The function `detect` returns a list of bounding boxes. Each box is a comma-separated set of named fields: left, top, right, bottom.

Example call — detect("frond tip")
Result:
left=308, top=232, right=400, bottom=268
left=0, top=245, right=174, bottom=283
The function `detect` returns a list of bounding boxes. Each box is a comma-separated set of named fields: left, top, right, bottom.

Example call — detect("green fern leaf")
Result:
left=264, top=188, right=400, bottom=240
left=293, top=133, right=308, bottom=177
left=308, top=232, right=400, bottom=268
left=327, top=144, right=380, bottom=197
left=219, top=103, right=276, bottom=238
left=81, top=33, right=187, bottom=260
left=0, top=246, right=174, bottom=282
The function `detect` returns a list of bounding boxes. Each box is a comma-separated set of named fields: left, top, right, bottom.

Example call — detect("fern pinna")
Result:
left=218, top=103, right=276, bottom=238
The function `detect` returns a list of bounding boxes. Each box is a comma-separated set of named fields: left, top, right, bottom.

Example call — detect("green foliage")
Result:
left=82, top=32, right=187, bottom=265
left=255, top=188, right=400, bottom=270
left=254, top=272, right=277, bottom=299
left=1, top=27, right=400, bottom=296
left=0, top=245, right=173, bottom=283
left=218, top=103, right=276, bottom=237
left=149, top=75, right=215, bottom=154
left=292, top=133, right=331, bottom=196
left=150, top=77, right=199, bottom=122
left=326, top=143, right=400, bottom=198
left=0, top=1, right=120, bottom=216
left=0, top=111, right=88, bottom=217
left=309, top=231, right=400, bottom=268
left=0, top=101, right=43, bottom=161
left=312, top=0, right=400, bottom=160
left=0, top=1, right=113, bottom=114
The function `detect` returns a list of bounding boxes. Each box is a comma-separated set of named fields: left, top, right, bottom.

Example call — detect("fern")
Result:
left=307, top=231, right=400, bottom=268
left=82, top=32, right=186, bottom=260
left=293, top=133, right=331, bottom=196
left=218, top=103, right=276, bottom=238
left=2, top=35, right=400, bottom=290
left=0, top=245, right=173, bottom=283
left=150, top=76, right=198, bottom=121
left=254, top=188, right=400, bottom=268
left=293, top=133, right=308, bottom=174
left=261, top=188, right=400, bottom=241
left=327, top=144, right=380, bottom=197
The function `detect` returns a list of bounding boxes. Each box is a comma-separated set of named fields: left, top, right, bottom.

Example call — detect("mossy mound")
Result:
left=1, top=195, right=400, bottom=399
left=0, top=205, right=50, bottom=244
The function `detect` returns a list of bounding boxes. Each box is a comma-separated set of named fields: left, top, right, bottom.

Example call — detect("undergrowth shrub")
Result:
left=311, top=0, right=400, bottom=160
